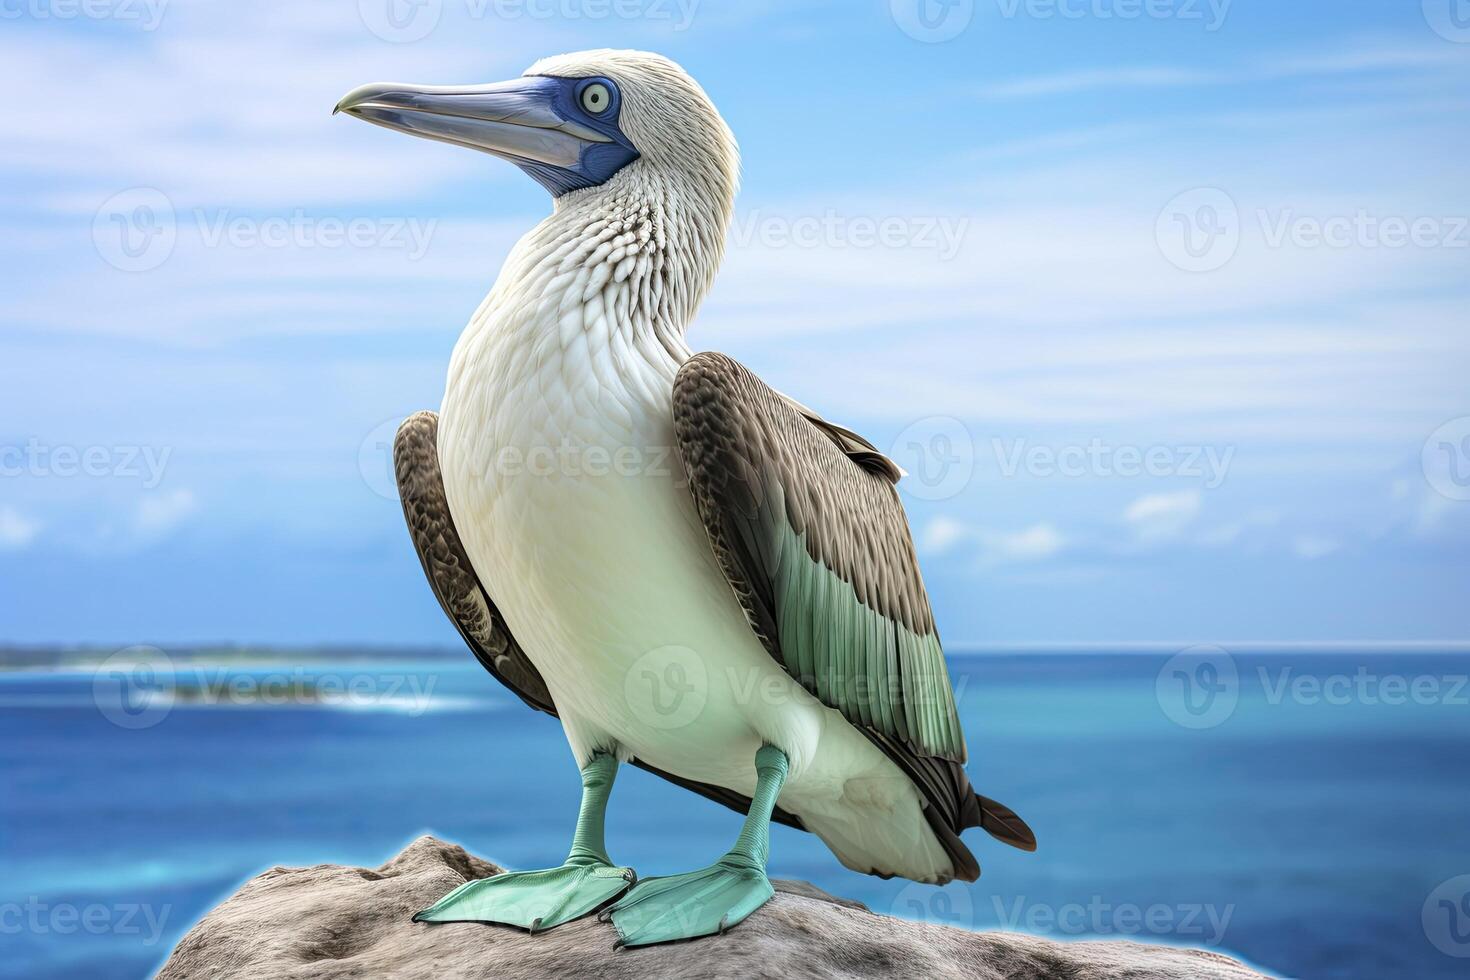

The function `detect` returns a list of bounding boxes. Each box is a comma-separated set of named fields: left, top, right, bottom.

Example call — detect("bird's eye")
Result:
left=580, top=82, right=611, bottom=115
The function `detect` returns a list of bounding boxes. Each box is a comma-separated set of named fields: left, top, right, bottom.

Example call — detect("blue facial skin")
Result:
left=519, top=75, right=640, bottom=197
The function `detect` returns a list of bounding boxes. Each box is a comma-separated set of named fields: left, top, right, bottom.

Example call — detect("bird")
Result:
left=336, top=49, right=1034, bottom=948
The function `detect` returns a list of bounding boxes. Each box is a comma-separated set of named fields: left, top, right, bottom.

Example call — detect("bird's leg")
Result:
left=413, top=752, right=634, bottom=932
left=601, top=744, right=789, bottom=948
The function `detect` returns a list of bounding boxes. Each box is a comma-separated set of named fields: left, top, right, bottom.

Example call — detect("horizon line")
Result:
left=3, top=640, right=1469, bottom=656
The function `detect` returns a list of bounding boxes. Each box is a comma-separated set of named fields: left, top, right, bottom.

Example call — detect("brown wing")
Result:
left=671, top=354, right=1036, bottom=879
left=392, top=410, right=804, bottom=829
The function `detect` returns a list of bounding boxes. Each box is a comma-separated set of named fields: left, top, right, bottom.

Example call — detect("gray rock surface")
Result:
left=158, top=836, right=1271, bottom=979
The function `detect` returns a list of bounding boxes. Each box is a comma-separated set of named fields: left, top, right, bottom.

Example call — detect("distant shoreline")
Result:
left=0, top=645, right=467, bottom=673
left=2, top=641, right=1468, bottom=674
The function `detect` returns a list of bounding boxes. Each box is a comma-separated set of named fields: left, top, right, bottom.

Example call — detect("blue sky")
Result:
left=2, top=0, right=1467, bottom=646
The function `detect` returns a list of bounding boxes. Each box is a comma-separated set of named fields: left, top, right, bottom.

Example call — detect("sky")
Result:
left=1, top=0, right=1467, bottom=647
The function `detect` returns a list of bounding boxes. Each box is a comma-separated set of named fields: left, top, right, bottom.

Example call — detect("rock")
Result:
left=158, top=837, right=1270, bottom=979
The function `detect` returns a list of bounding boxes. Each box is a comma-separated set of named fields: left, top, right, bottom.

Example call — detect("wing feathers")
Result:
left=394, top=411, right=555, bottom=716
left=672, top=352, right=963, bottom=762
left=672, top=354, right=1036, bottom=873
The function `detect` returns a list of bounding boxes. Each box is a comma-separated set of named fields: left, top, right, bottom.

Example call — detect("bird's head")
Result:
left=335, top=49, right=737, bottom=210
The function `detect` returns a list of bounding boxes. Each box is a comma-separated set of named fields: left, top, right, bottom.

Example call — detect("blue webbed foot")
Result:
left=600, top=858, right=772, bottom=947
left=415, top=860, right=635, bottom=932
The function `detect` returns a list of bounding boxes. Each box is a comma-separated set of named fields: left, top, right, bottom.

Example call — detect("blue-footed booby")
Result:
left=337, top=49, right=1034, bottom=948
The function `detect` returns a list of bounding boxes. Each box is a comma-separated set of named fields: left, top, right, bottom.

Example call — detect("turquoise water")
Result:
left=4, top=651, right=1469, bottom=978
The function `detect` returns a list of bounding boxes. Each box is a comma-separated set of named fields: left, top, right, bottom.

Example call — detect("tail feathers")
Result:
left=859, top=728, right=1037, bottom=883
left=964, top=792, right=1038, bottom=853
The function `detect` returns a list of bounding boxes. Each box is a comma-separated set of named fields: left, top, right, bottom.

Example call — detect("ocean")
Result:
left=3, top=649, right=1468, bottom=979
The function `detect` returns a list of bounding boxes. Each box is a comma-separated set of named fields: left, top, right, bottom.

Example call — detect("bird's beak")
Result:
left=334, top=77, right=611, bottom=169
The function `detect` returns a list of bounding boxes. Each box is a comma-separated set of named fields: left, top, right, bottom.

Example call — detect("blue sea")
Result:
left=4, top=650, right=1469, bottom=979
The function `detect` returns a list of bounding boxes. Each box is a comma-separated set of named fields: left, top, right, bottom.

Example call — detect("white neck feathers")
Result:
left=466, top=164, right=731, bottom=375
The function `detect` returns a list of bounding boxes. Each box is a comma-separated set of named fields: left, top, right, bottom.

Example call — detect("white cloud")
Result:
left=1125, top=490, right=1201, bottom=524
left=1378, top=472, right=1470, bottom=543
left=917, top=518, right=1066, bottom=564
left=1293, top=535, right=1342, bottom=560
left=135, top=489, right=199, bottom=539
left=1197, top=508, right=1283, bottom=548
left=987, top=525, right=1070, bottom=564
left=981, top=523, right=1067, bottom=564
left=919, top=515, right=970, bottom=556
left=1124, top=490, right=1202, bottom=541
left=1414, top=493, right=1458, bottom=537
left=0, top=506, right=40, bottom=550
